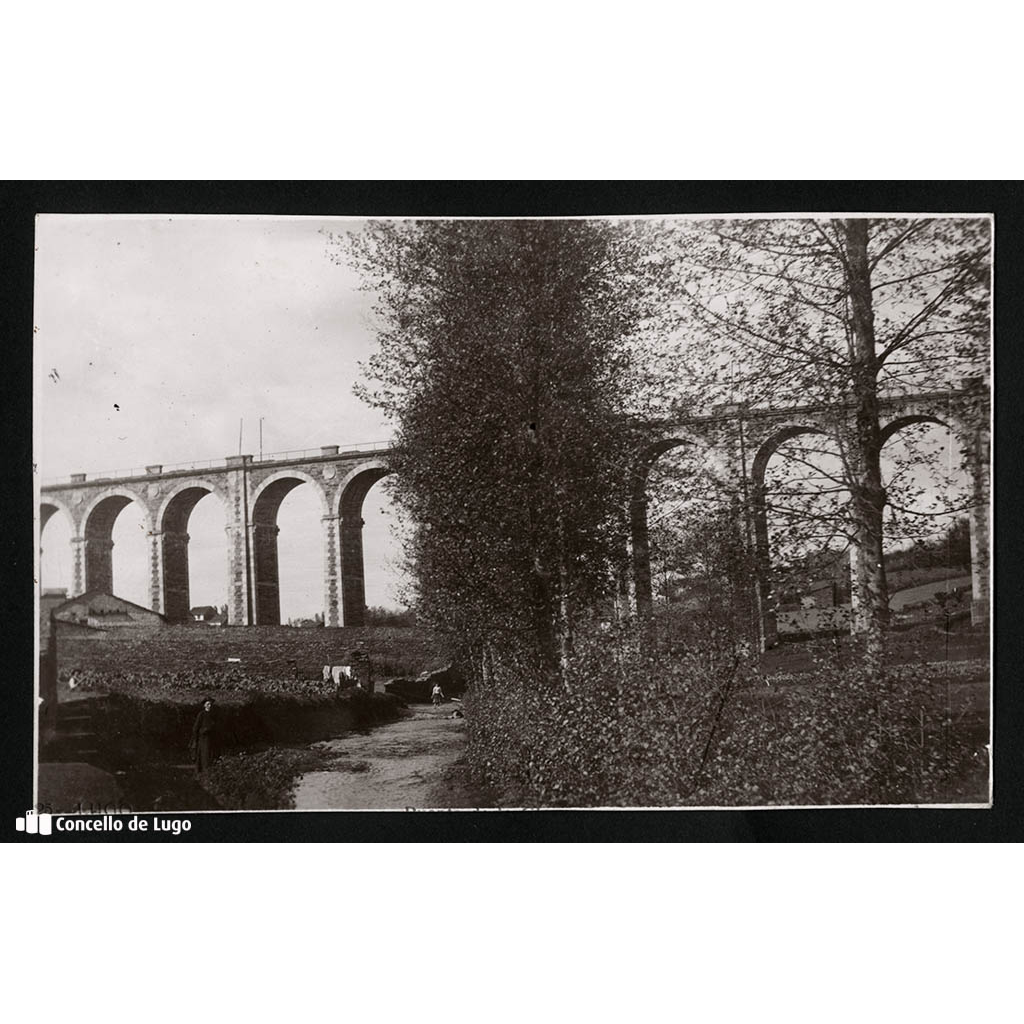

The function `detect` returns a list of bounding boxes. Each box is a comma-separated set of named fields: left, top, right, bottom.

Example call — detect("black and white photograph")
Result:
left=32, top=209, right=993, bottom=815
left=6, top=3, right=1023, bottom=1015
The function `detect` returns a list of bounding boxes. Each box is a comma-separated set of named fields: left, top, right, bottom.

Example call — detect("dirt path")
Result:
left=293, top=704, right=488, bottom=810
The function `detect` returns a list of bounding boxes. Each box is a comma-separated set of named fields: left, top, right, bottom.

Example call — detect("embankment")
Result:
left=44, top=688, right=406, bottom=771
left=55, top=624, right=445, bottom=681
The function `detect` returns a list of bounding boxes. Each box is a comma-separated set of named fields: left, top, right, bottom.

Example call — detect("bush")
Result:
left=65, top=666, right=342, bottom=701
left=464, top=615, right=988, bottom=807
left=465, top=614, right=756, bottom=807
left=201, top=748, right=322, bottom=809
left=700, top=666, right=986, bottom=805
left=365, top=606, right=418, bottom=627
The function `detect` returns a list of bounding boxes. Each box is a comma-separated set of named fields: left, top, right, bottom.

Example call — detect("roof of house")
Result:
left=52, top=591, right=166, bottom=620
left=40, top=591, right=69, bottom=616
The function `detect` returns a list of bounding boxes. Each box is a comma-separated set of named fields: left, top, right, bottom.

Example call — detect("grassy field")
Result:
left=890, top=575, right=972, bottom=610
left=887, top=564, right=972, bottom=594
left=762, top=621, right=988, bottom=677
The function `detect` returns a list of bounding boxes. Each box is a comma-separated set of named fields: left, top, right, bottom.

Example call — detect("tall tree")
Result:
left=673, top=217, right=990, bottom=671
left=336, top=219, right=673, bottom=681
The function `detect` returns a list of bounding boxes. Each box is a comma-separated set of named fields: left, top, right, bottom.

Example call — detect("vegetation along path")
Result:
left=293, top=703, right=487, bottom=810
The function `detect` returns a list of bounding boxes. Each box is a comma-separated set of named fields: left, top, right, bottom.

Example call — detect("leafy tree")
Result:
left=648, top=501, right=757, bottom=625
left=364, top=605, right=417, bottom=628
left=337, top=219, right=674, bottom=683
left=887, top=516, right=971, bottom=573
left=672, top=217, right=990, bottom=673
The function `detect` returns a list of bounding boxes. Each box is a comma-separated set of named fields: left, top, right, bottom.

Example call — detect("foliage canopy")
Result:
left=339, top=219, right=677, bottom=673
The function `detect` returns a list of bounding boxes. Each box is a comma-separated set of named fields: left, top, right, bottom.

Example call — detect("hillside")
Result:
left=890, top=575, right=972, bottom=611
left=887, top=564, right=971, bottom=595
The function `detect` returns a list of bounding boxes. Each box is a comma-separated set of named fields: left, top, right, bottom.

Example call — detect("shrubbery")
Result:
left=202, top=749, right=322, bottom=810
left=66, top=666, right=343, bottom=702
left=701, top=668, right=985, bottom=806
left=465, top=614, right=751, bottom=806
left=464, top=615, right=988, bottom=807
left=365, top=606, right=417, bottom=627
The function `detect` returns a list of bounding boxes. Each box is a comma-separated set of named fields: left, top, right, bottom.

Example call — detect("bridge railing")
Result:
left=41, top=466, right=150, bottom=487
left=155, top=457, right=228, bottom=474
left=254, top=441, right=392, bottom=463
left=41, top=457, right=229, bottom=487
left=40, top=442, right=393, bottom=487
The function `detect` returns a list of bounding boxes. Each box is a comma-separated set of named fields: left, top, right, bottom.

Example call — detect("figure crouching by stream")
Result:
left=190, top=697, right=218, bottom=773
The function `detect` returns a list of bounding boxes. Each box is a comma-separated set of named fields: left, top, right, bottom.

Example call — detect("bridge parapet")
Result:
left=41, top=440, right=393, bottom=489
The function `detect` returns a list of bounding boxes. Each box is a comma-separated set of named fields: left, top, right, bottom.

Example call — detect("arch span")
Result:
left=750, top=422, right=829, bottom=484
left=81, top=487, right=151, bottom=599
left=158, top=481, right=227, bottom=622
left=630, top=431, right=731, bottom=618
left=250, top=471, right=328, bottom=625
left=39, top=498, right=76, bottom=596
left=879, top=413, right=988, bottom=624
left=879, top=413, right=957, bottom=448
left=747, top=424, right=835, bottom=649
left=252, top=469, right=330, bottom=519
left=336, top=463, right=391, bottom=626
left=40, top=496, right=75, bottom=536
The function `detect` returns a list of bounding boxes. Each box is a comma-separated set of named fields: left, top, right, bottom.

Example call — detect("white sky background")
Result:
left=34, top=216, right=408, bottom=618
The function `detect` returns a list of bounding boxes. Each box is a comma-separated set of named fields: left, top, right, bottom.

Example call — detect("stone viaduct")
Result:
left=40, top=443, right=391, bottom=627
left=40, top=383, right=989, bottom=643
left=631, top=381, right=990, bottom=647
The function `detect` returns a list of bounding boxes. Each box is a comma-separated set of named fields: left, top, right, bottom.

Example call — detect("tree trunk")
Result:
left=556, top=509, right=574, bottom=690
left=839, top=219, right=889, bottom=676
left=630, top=472, right=653, bottom=618
left=530, top=558, right=559, bottom=672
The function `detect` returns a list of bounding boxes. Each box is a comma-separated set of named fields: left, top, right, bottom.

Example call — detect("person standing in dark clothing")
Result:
left=190, top=697, right=218, bottom=773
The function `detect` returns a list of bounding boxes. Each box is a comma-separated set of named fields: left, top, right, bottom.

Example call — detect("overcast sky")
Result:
left=34, top=215, right=407, bottom=618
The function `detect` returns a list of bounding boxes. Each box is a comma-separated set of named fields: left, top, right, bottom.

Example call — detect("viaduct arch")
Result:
left=156, top=480, right=230, bottom=624
left=249, top=469, right=328, bottom=626
left=631, top=383, right=990, bottom=647
left=335, top=461, right=391, bottom=629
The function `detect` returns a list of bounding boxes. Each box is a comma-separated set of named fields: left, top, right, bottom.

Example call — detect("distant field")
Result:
left=763, top=622, right=989, bottom=676
left=886, top=564, right=971, bottom=594
left=778, top=568, right=974, bottom=634
left=56, top=624, right=447, bottom=682
left=889, top=575, right=972, bottom=611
